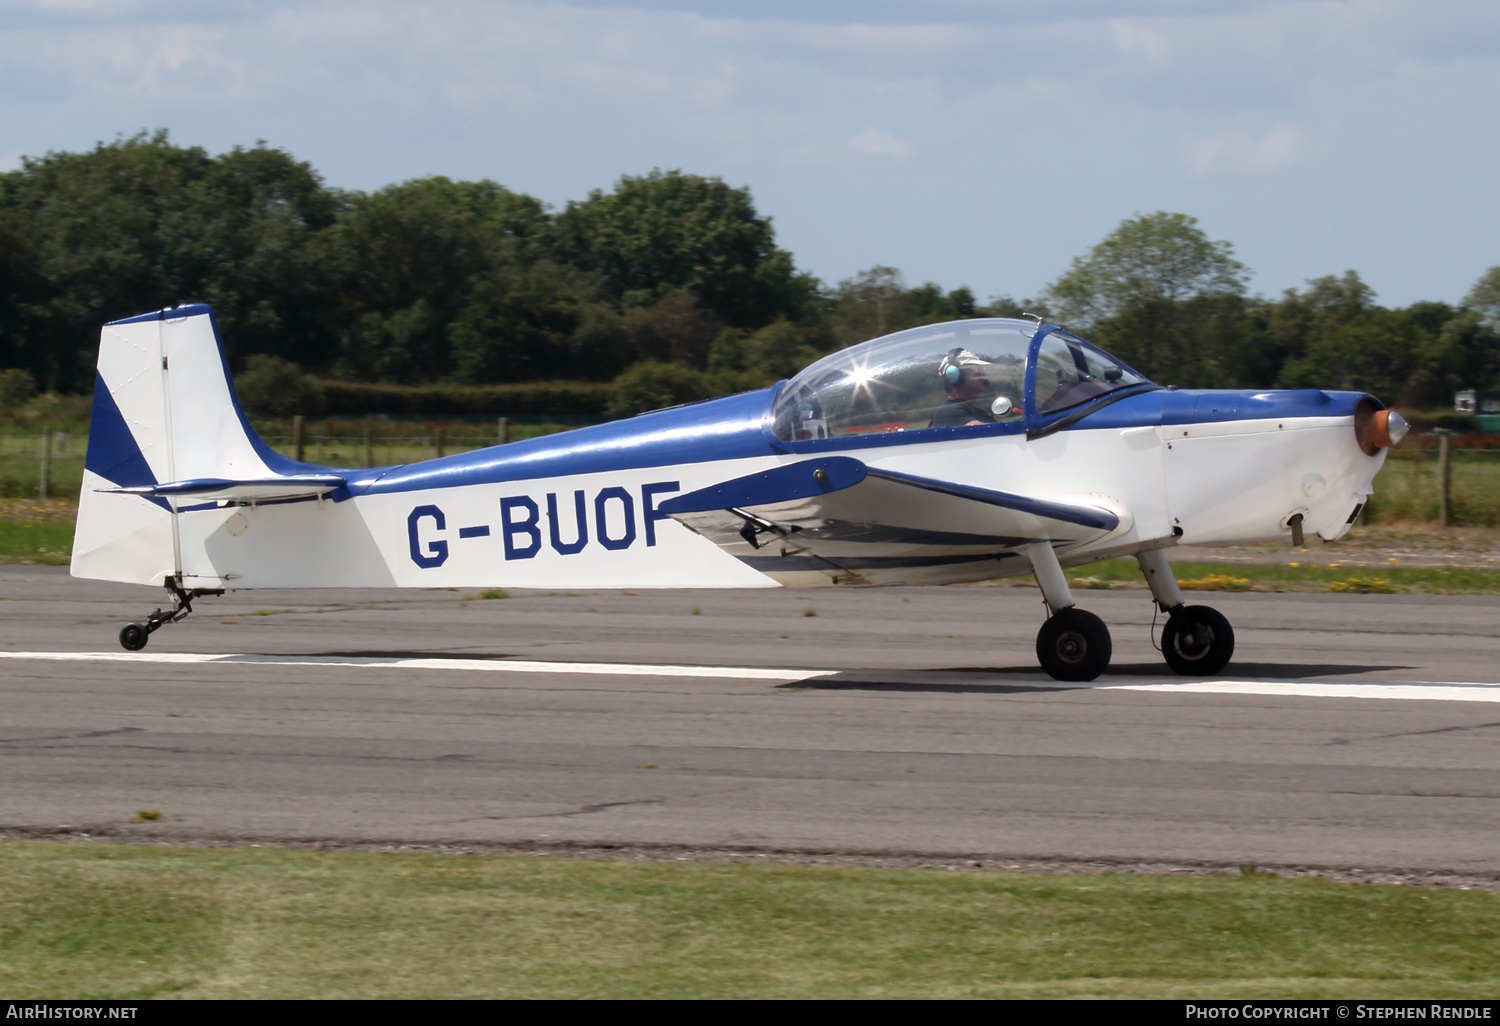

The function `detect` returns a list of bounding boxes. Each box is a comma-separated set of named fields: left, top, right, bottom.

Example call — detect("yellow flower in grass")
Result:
left=1329, top=577, right=1396, bottom=594
left=1178, top=574, right=1252, bottom=592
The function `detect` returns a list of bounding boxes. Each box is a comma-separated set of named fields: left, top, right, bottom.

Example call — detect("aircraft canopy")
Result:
left=770, top=318, right=1149, bottom=442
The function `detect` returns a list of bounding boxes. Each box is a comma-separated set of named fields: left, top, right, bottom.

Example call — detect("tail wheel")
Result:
left=1036, top=608, right=1112, bottom=682
left=1162, top=605, right=1234, bottom=676
left=119, top=623, right=149, bottom=652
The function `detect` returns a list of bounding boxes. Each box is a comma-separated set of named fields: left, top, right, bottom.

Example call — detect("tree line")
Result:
left=1, top=131, right=1497, bottom=417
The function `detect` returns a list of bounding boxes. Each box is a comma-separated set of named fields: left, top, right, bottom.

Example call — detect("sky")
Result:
left=2, top=0, right=1497, bottom=308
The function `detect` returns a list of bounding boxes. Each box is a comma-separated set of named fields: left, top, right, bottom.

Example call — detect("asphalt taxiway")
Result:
left=3, top=566, right=1499, bottom=875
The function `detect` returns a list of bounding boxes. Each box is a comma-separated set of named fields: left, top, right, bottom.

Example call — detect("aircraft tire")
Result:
left=1036, top=608, right=1111, bottom=682
left=1162, top=605, right=1234, bottom=676
left=119, top=623, right=149, bottom=652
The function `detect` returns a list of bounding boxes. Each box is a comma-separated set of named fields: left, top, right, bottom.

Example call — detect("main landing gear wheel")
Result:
left=1162, top=605, right=1234, bottom=676
left=1036, top=608, right=1112, bottom=682
left=119, top=622, right=149, bottom=651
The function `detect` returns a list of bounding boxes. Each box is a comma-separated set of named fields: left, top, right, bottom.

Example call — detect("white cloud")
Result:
left=1183, top=125, right=1310, bottom=177
left=1110, top=18, right=1169, bottom=64
left=847, top=127, right=912, bottom=159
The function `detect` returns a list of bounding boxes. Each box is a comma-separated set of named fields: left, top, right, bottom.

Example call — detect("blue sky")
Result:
left=3, top=0, right=1497, bottom=308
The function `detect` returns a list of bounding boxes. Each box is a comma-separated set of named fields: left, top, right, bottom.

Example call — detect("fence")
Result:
left=0, top=430, right=84, bottom=500
left=0, top=418, right=563, bottom=501
left=1369, top=435, right=1500, bottom=526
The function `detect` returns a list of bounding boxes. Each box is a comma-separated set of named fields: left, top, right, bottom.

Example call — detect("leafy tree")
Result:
left=449, top=264, right=592, bottom=384
left=233, top=354, right=327, bottom=419
left=1271, top=273, right=1436, bottom=404
left=827, top=266, right=909, bottom=347
left=551, top=169, right=812, bottom=328
left=0, top=212, right=49, bottom=386
left=621, top=290, right=720, bottom=368
left=1044, top=212, right=1249, bottom=385
left=1046, top=212, right=1247, bottom=326
left=606, top=360, right=714, bottom=417
left=0, top=367, right=38, bottom=412
left=0, top=131, right=342, bottom=390
left=323, top=176, right=550, bottom=381
left=1465, top=266, right=1500, bottom=331
left=708, top=318, right=824, bottom=384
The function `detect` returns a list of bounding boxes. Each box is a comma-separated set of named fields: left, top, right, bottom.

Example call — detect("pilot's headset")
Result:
left=940, top=348, right=967, bottom=388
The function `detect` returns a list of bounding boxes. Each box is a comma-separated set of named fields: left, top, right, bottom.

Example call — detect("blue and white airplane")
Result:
left=71, top=305, right=1407, bottom=680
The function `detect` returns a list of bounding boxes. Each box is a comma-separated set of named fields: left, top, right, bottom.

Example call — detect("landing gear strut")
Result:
left=1136, top=548, right=1235, bottom=676
left=1029, top=542, right=1111, bottom=682
left=118, top=577, right=223, bottom=651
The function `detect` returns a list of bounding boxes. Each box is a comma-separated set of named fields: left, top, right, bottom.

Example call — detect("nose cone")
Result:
left=1383, top=410, right=1410, bottom=447
left=1354, top=399, right=1407, bottom=454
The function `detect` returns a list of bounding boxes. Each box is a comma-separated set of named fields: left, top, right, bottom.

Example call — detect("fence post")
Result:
left=39, top=427, right=50, bottom=501
left=292, top=415, right=305, bottom=463
left=1438, top=432, right=1451, bottom=527
left=498, top=417, right=509, bottom=446
left=364, top=425, right=374, bottom=468
left=436, top=427, right=446, bottom=459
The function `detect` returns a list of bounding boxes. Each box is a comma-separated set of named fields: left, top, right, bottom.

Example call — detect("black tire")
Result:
left=1162, top=605, right=1234, bottom=676
left=119, top=622, right=149, bottom=652
left=1036, top=608, right=1112, bottom=682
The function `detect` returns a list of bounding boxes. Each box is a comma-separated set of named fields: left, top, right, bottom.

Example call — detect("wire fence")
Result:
left=6, top=429, right=1500, bottom=526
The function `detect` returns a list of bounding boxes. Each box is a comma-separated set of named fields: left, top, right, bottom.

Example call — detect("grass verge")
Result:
left=1065, top=559, right=1500, bottom=595
left=1, top=841, right=1497, bottom=999
left=0, top=517, right=73, bottom=565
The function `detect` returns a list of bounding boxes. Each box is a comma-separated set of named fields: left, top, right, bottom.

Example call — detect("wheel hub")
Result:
left=1056, top=630, right=1087, bottom=663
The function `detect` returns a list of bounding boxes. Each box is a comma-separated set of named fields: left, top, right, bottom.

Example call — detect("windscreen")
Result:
left=771, top=320, right=1035, bottom=441
left=1033, top=330, right=1149, bottom=415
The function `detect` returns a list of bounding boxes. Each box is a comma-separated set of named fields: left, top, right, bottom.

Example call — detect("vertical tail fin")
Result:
left=71, top=304, right=291, bottom=584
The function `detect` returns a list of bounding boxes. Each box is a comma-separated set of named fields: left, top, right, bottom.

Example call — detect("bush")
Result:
left=317, top=379, right=616, bottom=417
left=235, top=355, right=327, bottom=418
left=607, top=361, right=715, bottom=418
left=0, top=368, right=37, bottom=412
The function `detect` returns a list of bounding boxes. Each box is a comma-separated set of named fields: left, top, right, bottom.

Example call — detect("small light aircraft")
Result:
left=72, top=306, right=1406, bottom=680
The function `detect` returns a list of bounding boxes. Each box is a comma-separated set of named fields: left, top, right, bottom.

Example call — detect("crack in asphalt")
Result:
left=1331, top=719, right=1500, bottom=745
left=0, top=726, right=143, bottom=744
left=470, top=797, right=669, bottom=822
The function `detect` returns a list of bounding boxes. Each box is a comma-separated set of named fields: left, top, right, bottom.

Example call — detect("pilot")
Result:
left=931, top=348, right=1000, bottom=428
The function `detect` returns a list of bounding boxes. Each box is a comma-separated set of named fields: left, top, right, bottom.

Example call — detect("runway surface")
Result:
left=4, top=565, right=1500, bottom=874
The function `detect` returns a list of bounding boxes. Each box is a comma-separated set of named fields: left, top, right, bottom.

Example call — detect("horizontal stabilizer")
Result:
left=100, top=474, right=346, bottom=503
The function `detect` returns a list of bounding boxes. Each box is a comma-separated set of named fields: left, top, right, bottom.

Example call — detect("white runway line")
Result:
left=1099, top=680, right=1500, bottom=703
left=4, top=651, right=1500, bottom=702
left=0, top=650, right=828, bottom=682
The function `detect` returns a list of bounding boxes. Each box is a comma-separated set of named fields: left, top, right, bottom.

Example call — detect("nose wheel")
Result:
left=1161, top=605, right=1234, bottom=676
left=1036, top=608, right=1112, bottom=682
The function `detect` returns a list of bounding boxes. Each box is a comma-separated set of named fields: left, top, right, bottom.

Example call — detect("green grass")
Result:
left=0, top=517, right=73, bottom=564
left=1065, top=559, right=1500, bottom=594
left=1367, top=451, right=1500, bottom=526
left=0, top=452, right=84, bottom=500
left=0, top=841, right=1496, bottom=999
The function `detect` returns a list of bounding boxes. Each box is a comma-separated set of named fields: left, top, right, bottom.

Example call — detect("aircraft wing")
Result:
left=99, top=474, right=347, bottom=503
left=658, top=457, right=1124, bottom=586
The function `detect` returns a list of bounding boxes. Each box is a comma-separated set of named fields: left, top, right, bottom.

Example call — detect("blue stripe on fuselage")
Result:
left=352, top=388, right=779, bottom=497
